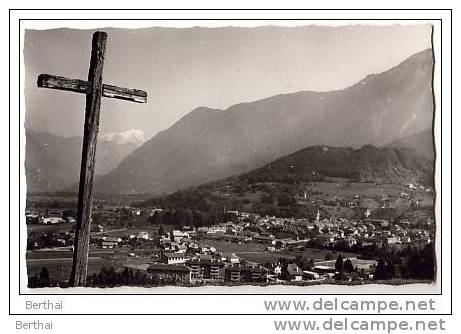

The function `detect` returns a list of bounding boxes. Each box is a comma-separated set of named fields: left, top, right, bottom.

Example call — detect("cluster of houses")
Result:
left=124, top=239, right=269, bottom=285
left=306, top=217, right=433, bottom=250
left=177, top=210, right=434, bottom=252
left=25, top=205, right=161, bottom=227
left=107, top=226, right=269, bottom=284
left=114, top=218, right=379, bottom=285
left=27, top=196, right=434, bottom=285
left=26, top=210, right=75, bottom=225
left=82, top=205, right=433, bottom=286
left=27, top=200, right=434, bottom=256
left=92, top=230, right=159, bottom=249
left=125, top=252, right=375, bottom=285
left=123, top=241, right=375, bottom=285
left=27, top=231, right=74, bottom=250
left=138, top=253, right=269, bottom=285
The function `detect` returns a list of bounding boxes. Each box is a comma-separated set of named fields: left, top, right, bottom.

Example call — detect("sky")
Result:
left=24, top=24, right=432, bottom=143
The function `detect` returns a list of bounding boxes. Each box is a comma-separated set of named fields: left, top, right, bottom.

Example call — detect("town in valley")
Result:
left=26, top=176, right=435, bottom=288
left=24, top=25, right=436, bottom=289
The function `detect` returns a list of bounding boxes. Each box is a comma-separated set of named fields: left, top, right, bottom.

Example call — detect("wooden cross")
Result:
left=37, top=31, right=147, bottom=287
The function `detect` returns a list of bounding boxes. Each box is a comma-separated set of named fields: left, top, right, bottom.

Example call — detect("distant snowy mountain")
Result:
left=25, top=130, right=138, bottom=192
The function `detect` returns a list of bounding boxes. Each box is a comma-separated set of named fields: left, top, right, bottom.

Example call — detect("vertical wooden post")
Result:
left=69, top=31, right=107, bottom=287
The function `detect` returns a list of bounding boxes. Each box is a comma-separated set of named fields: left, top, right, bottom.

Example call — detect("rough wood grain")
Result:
left=103, top=83, right=147, bottom=103
left=69, top=31, right=107, bottom=287
left=37, top=31, right=147, bottom=286
left=37, top=74, right=147, bottom=103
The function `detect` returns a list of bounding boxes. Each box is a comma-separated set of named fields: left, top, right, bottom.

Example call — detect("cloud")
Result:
left=101, top=129, right=146, bottom=145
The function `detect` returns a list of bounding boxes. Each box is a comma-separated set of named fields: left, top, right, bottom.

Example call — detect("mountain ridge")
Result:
left=238, top=142, right=433, bottom=186
left=139, top=142, right=433, bottom=218
left=94, top=49, right=434, bottom=195
left=28, top=49, right=434, bottom=195
left=25, top=130, right=138, bottom=193
left=385, top=128, right=434, bottom=160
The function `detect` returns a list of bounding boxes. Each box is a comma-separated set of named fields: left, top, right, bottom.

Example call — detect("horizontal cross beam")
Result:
left=37, top=74, right=147, bottom=103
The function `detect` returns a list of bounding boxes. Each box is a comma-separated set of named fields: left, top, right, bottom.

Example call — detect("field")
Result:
left=196, top=239, right=266, bottom=253
left=307, top=180, right=433, bottom=206
left=27, top=222, right=74, bottom=234
left=27, top=256, right=108, bottom=282
left=26, top=248, right=131, bottom=281
left=237, top=248, right=359, bottom=265
left=102, top=225, right=177, bottom=236
left=197, top=238, right=358, bottom=265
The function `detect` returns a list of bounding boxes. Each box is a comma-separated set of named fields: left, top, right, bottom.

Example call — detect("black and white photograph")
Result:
left=23, top=22, right=437, bottom=291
